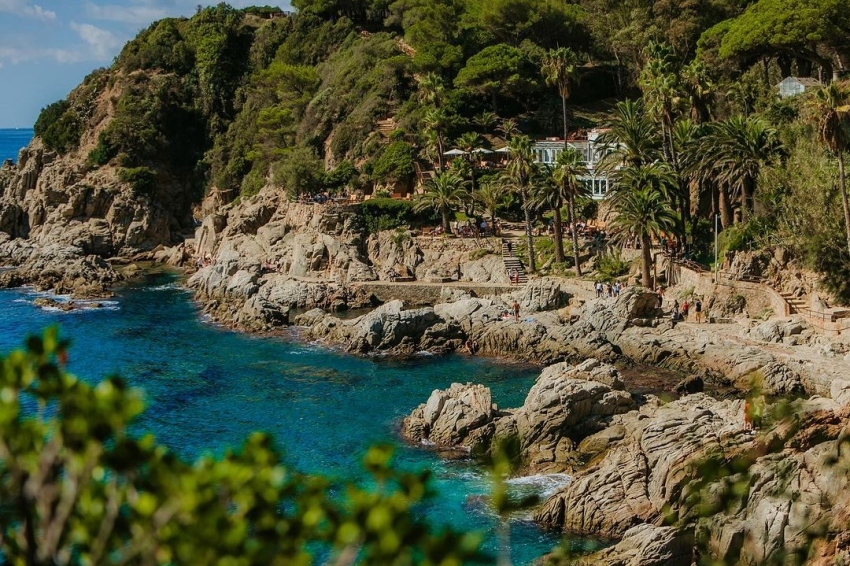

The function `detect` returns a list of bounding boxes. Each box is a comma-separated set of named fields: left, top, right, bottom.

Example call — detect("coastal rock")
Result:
left=0, top=242, right=121, bottom=297
left=534, top=394, right=748, bottom=538
left=573, top=524, right=694, bottom=566
left=403, top=383, right=495, bottom=450
left=749, top=317, right=806, bottom=344
left=402, top=359, right=634, bottom=473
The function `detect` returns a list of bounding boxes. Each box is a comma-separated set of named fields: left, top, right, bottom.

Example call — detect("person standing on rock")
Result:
left=694, top=298, right=702, bottom=323
left=682, top=299, right=689, bottom=321
left=512, top=300, right=520, bottom=322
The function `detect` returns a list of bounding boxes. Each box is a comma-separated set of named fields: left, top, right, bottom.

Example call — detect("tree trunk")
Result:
left=522, top=187, right=536, bottom=272
left=553, top=201, right=565, bottom=263
left=741, top=175, right=754, bottom=222
left=838, top=152, right=850, bottom=255
left=641, top=234, right=653, bottom=288
left=561, top=95, right=568, bottom=141
left=719, top=184, right=734, bottom=229
left=569, top=193, right=582, bottom=276
left=441, top=208, right=451, bottom=233
left=437, top=134, right=445, bottom=172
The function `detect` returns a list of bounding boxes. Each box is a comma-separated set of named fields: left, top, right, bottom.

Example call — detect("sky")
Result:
left=0, top=0, right=293, bottom=127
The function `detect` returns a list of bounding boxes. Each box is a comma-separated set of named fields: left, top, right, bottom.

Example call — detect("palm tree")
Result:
left=473, top=111, right=498, bottom=134
left=417, top=72, right=444, bottom=107
left=414, top=171, right=468, bottom=233
left=700, top=115, right=782, bottom=223
left=810, top=82, right=850, bottom=254
left=552, top=147, right=590, bottom=274
left=424, top=107, right=451, bottom=171
left=475, top=180, right=506, bottom=222
left=639, top=41, right=683, bottom=165
left=609, top=186, right=678, bottom=288
left=532, top=168, right=566, bottom=263
left=456, top=131, right=484, bottom=192
left=598, top=99, right=662, bottom=171
left=680, top=59, right=714, bottom=124
left=504, top=135, right=538, bottom=272
left=541, top=47, right=580, bottom=144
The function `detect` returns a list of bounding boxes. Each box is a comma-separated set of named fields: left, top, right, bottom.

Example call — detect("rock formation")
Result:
left=402, top=359, right=635, bottom=473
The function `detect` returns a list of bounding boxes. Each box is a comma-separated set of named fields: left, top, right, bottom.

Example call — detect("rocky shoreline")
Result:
left=5, top=146, right=850, bottom=563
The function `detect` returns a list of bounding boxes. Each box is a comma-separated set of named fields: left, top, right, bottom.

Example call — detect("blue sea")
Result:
left=0, top=128, right=33, bottom=163
left=0, top=272, right=594, bottom=563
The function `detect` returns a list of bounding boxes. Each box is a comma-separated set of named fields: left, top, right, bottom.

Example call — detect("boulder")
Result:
left=574, top=524, right=694, bottom=566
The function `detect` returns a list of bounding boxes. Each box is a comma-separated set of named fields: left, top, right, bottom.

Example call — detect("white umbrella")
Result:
left=494, top=147, right=511, bottom=153
left=471, top=148, right=493, bottom=154
left=443, top=149, right=466, bottom=156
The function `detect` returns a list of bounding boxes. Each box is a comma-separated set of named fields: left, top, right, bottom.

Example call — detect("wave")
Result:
left=506, top=473, right=572, bottom=497
left=145, top=282, right=186, bottom=292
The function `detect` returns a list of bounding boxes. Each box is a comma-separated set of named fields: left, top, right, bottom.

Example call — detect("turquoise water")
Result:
left=0, top=128, right=33, bottom=162
left=0, top=272, right=578, bottom=563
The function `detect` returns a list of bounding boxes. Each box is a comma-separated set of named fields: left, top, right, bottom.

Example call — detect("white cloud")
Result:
left=0, top=0, right=57, bottom=21
left=83, top=2, right=169, bottom=25
left=0, top=45, right=80, bottom=65
left=70, top=22, right=123, bottom=60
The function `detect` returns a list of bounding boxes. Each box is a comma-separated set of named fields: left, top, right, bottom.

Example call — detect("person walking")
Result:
left=682, top=299, right=690, bottom=321
left=694, top=298, right=703, bottom=323
left=512, top=300, right=520, bottom=322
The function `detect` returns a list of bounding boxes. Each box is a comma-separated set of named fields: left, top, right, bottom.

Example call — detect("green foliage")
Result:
left=0, top=328, right=483, bottom=565
left=271, top=146, right=325, bottom=198
left=118, top=167, right=158, bottom=196
left=371, top=141, right=416, bottom=185
left=357, top=197, right=418, bottom=232
left=33, top=100, right=82, bottom=154
left=596, top=251, right=631, bottom=280
left=717, top=0, right=850, bottom=68
left=454, top=44, right=539, bottom=113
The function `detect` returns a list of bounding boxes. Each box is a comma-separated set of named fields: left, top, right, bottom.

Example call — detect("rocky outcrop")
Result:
left=0, top=236, right=121, bottom=296
left=573, top=524, right=695, bottom=566
left=535, top=393, right=850, bottom=565
left=186, top=188, right=521, bottom=331
left=401, top=359, right=635, bottom=473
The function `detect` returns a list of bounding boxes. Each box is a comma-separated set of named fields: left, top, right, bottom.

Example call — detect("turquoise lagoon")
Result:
left=0, top=272, right=586, bottom=563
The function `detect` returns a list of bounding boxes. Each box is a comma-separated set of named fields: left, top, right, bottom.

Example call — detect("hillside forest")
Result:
left=30, top=0, right=850, bottom=300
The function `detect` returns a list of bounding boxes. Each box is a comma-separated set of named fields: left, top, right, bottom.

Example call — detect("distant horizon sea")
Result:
left=0, top=128, right=34, bottom=163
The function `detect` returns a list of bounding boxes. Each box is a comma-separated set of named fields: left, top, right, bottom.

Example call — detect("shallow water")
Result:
left=0, top=272, right=601, bottom=563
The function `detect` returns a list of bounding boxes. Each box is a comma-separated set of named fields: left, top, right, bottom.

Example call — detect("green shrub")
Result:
left=118, top=167, right=158, bottom=195
left=34, top=100, right=82, bottom=154
left=88, top=132, right=117, bottom=166
left=371, top=141, right=416, bottom=185
left=357, top=197, right=415, bottom=232
left=596, top=251, right=631, bottom=280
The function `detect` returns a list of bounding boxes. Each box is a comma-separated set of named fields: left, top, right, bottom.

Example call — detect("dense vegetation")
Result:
left=31, top=0, right=850, bottom=299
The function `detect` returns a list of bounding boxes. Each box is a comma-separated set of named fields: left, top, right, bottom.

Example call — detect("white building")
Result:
left=776, top=76, right=821, bottom=99
left=531, top=129, right=616, bottom=200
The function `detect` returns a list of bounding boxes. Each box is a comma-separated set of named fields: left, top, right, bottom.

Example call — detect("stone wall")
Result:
left=669, top=262, right=790, bottom=318
left=351, top=282, right=515, bottom=306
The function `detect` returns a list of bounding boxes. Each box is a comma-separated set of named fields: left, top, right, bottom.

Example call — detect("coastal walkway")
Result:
left=669, top=258, right=850, bottom=335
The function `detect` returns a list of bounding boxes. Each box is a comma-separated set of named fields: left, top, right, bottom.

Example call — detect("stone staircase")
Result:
left=501, top=238, right=528, bottom=284
left=376, top=117, right=397, bottom=138
left=779, top=291, right=808, bottom=315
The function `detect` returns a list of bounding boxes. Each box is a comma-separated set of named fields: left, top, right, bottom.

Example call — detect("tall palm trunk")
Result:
left=719, top=183, right=734, bottom=229
left=741, top=175, right=754, bottom=222
left=641, top=234, right=653, bottom=288
left=569, top=193, right=582, bottom=276
left=437, top=134, right=445, bottom=172
left=552, top=201, right=565, bottom=263
left=522, top=187, right=536, bottom=272
left=441, top=208, right=451, bottom=233
left=561, top=96, right=568, bottom=143
left=839, top=152, right=850, bottom=255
